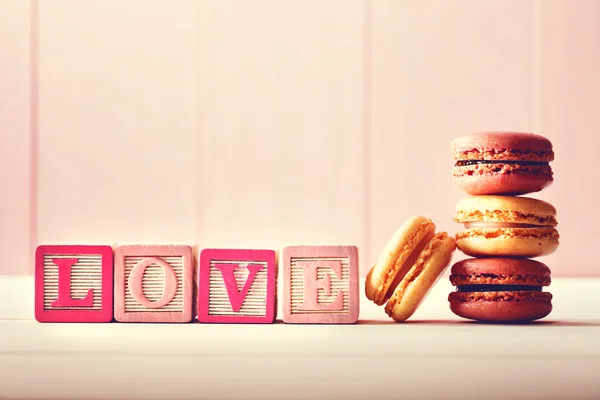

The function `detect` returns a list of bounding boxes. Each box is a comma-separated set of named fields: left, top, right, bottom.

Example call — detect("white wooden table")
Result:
left=1, top=276, right=599, bottom=399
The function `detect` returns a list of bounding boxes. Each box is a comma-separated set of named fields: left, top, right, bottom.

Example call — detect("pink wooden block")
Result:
left=114, top=245, right=194, bottom=323
left=282, top=245, right=359, bottom=324
left=35, top=244, right=114, bottom=323
left=197, top=249, right=277, bottom=324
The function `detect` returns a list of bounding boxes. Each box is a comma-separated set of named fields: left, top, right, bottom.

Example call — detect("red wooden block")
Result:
left=197, top=249, right=277, bottom=324
left=35, top=244, right=114, bottom=323
left=113, top=244, right=194, bottom=323
left=282, top=245, right=359, bottom=324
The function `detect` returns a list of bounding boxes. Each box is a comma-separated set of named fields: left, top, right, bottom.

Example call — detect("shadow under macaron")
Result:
left=354, top=319, right=600, bottom=327
left=445, top=319, right=600, bottom=327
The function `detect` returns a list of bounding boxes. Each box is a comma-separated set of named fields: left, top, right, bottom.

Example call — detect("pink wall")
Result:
left=1, top=0, right=599, bottom=277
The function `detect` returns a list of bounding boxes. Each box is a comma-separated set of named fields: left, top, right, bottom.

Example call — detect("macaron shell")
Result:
left=365, top=216, right=436, bottom=306
left=450, top=257, right=552, bottom=278
left=450, top=289, right=552, bottom=302
left=453, top=171, right=553, bottom=196
left=455, top=195, right=557, bottom=220
left=452, top=131, right=554, bottom=155
left=449, top=295, right=552, bottom=322
left=456, top=227, right=559, bottom=257
left=384, top=232, right=457, bottom=322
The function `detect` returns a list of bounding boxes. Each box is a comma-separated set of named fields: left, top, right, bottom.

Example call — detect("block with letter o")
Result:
left=114, top=244, right=194, bottom=323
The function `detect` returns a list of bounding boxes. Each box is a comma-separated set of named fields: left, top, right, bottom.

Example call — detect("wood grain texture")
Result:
left=36, top=0, right=198, bottom=246
left=0, top=1, right=31, bottom=275
left=197, top=0, right=365, bottom=263
left=369, top=0, right=535, bottom=277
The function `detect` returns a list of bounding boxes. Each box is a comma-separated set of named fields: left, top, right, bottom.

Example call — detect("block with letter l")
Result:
left=197, top=248, right=277, bottom=323
left=35, top=244, right=114, bottom=322
left=282, top=245, right=359, bottom=324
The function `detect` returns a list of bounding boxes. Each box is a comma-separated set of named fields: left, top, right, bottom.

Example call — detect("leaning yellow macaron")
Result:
left=365, top=216, right=457, bottom=322
left=454, top=195, right=559, bottom=258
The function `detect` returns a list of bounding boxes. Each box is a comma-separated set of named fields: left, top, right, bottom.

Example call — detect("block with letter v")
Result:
left=197, top=249, right=277, bottom=323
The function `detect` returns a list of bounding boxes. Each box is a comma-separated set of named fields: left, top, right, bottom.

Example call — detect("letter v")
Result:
left=215, top=263, right=264, bottom=312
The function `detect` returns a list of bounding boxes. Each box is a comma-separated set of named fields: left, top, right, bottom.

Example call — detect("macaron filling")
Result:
left=455, top=160, right=548, bottom=167
left=383, top=230, right=435, bottom=300
left=456, top=284, right=542, bottom=292
left=462, top=221, right=550, bottom=229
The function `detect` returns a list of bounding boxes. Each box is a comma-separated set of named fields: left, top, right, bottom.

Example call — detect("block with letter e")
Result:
left=197, top=248, right=277, bottom=323
left=282, top=245, right=359, bottom=324
left=114, top=244, right=194, bottom=323
left=35, top=244, right=114, bottom=323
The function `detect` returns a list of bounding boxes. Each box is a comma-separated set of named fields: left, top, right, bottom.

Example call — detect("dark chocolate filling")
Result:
left=455, top=160, right=548, bottom=167
left=457, top=284, right=542, bottom=292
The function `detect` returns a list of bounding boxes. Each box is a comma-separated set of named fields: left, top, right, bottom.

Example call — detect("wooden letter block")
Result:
left=197, top=249, right=276, bottom=324
left=282, top=245, right=359, bottom=324
left=35, top=245, right=114, bottom=323
left=114, top=245, right=194, bottom=323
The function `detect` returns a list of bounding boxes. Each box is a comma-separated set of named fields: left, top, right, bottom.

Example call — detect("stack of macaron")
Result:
left=448, top=131, right=559, bottom=322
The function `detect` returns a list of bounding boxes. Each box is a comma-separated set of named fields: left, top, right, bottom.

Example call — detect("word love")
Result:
left=34, top=244, right=360, bottom=324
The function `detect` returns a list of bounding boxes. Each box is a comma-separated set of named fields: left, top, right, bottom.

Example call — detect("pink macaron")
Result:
left=452, top=131, right=554, bottom=196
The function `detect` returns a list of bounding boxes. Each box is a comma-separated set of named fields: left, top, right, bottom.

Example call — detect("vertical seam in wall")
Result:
left=362, top=0, right=372, bottom=276
left=29, top=0, right=39, bottom=275
left=532, top=0, right=542, bottom=133
left=196, top=1, right=203, bottom=255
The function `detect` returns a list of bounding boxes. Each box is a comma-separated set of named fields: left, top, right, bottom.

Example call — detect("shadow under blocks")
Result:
left=33, top=244, right=360, bottom=324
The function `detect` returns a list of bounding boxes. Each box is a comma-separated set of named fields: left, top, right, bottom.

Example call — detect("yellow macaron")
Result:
left=454, top=195, right=559, bottom=257
left=365, top=216, right=457, bottom=322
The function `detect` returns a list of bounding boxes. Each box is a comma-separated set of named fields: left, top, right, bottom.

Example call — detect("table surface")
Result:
left=1, top=275, right=599, bottom=400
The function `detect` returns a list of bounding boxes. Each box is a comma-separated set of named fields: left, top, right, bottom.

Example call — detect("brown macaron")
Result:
left=448, top=257, right=553, bottom=322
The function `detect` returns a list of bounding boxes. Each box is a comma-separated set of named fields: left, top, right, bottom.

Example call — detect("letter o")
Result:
left=128, top=257, right=178, bottom=308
